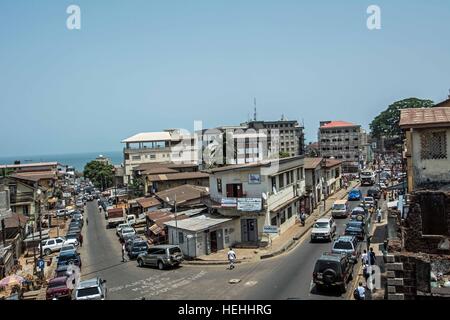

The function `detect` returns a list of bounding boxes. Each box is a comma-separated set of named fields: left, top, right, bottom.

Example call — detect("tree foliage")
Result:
left=130, top=175, right=145, bottom=197
left=279, top=151, right=291, bottom=158
left=370, top=98, right=434, bottom=139
left=83, top=160, right=115, bottom=190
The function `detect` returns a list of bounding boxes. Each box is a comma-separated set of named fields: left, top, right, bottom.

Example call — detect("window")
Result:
left=150, top=154, right=156, bottom=159
left=290, top=171, right=294, bottom=184
left=420, top=131, right=447, bottom=160
left=178, top=232, right=184, bottom=244
left=271, top=177, right=277, bottom=191
left=131, top=155, right=141, bottom=161
left=280, top=212, right=286, bottom=224
left=420, top=193, right=447, bottom=235
left=287, top=207, right=293, bottom=219
left=271, top=216, right=277, bottom=226
left=286, top=172, right=290, bottom=185
left=279, top=174, right=284, bottom=188
left=217, top=178, right=222, bottom=193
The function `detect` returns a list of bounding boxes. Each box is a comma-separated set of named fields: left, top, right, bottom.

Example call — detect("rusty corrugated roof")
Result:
left=400, top=107, right=450, bottom=128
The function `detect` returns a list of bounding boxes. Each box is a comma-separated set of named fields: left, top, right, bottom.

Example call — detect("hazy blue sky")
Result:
left=1, top=0, right=449, bottom=157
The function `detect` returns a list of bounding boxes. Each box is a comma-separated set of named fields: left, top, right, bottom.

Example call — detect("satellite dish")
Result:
left=262, top=192, right=267, bottom=200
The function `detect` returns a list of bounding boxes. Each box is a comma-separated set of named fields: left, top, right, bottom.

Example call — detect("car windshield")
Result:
left=76, top=287, right=100, bottom=298
left=333, top=241, right=353, bottom=250
left=169, top=247, right=182, bottom=255
left=348, top=222, right=363, bottom=228
left=122, top=228, right=134, bottom=234
left=313, top=222, right=329, bottom=229
left=364, top=198, right=373, bottom=202
left=333, top=204, right=346, bottom=210
left=48, top=281, right=67, bottom=289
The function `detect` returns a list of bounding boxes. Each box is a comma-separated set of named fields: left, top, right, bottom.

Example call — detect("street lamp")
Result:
left=36, top=189, right=44, bottom=260
left=166, top=195, right=177, bottom=244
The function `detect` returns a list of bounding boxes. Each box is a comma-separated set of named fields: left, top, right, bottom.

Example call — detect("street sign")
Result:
left=221, top=198, right=237, bottom=208
left=263, top=225, right=278, bottom=234
left=37, top=259, right=45, bottom=270
left=237, top=198, right=262, bottom=211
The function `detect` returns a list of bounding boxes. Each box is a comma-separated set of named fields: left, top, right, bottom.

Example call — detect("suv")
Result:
left=128, top=239, right=149, bottom=259
left=311, top=218, right=336, bottom=242
left=331, top=200, right=349, bottom=218
left=40, top=237, right=66, bottom=256
left=46, top=276, right=72, bottom=300
left=332, top=236, right=360, bottom=263
left=119, top=227, right=136, bottom=241
left=57, top=251, right=82, bottom=269
left=137, top=245, right=183, bottom=270
left=344, top=221, right=365, bottom=240
left=313, top=253, right=354, bottom=293
left=73, top=277, right=107, bottom=300
left=367, top=188, right=381, bottom=200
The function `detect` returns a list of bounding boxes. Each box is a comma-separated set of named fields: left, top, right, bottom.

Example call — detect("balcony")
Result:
left=267, top=181, right=305, bottom=212
left=10, top=192, right=34, bottom=204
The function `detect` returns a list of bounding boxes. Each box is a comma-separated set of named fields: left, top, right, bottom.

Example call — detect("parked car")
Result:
left=312, top=253, right=354, bottom=293
left=54, top=264, right=72, bottom=278
left=67, top=226, right=82, bottom=235
left=367, top=188, right=381, bottom=200
left=332, top=236, right=360, bottom=263
left=362, top=197, right=375, bottom=208
left=311, top=218, right=336, bottom=242
left=350, top=206, right=367, bottom=222
left=56, top=209, right=70, bottom=218
left=137, top=245, right=183, bottom=270
left=127, top=239, right=149, bottom=259
left=46, top=276, right=72, bottom=300
left=116, top=223, right=130, bottom=236
left=119, top=227, right=136, bottom=241
left=39, top=237, right=66, bottom=256
left=379, top=182, right=387, bottom=190
left=348, top=189, right=362, bottom=201
left=125, top=235, right=143, bottom=251
left=73, top=277, right=107, bottom=300
left=331, top=200, right=350, bottom=218
left=344, top=220, right=365, bottom=240
left=64, top=234, right=79, bottom=247
left=60, top=244, right=77, bottom=254
left=57, top=251, right=82, bottom=269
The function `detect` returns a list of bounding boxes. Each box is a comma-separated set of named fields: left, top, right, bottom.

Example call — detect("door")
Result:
left=55, top=238, right=64, bottom=250
left=216, top=229, right=224, bottom=251
left=47, top=239, right=56, bottom=251
left=241, top=219, right=258, bottom=243
left=210, top=231, right=218, bottom=253
left=226, top=184, right=243, bottom=197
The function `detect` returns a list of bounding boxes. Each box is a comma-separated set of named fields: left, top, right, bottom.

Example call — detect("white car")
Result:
left=119, top=227, right=136, bottom=241
left=60, top=244, right=77, bottom=253
left=311, top=218, right=336, bottom=242
left=116, top=223, right=130, bottom=236
left=63, top=237, right=79, bottom=247
left=362, top=197, right=375, bottom=207
left=379, top=182, right=387, bottom=189
left=39, top=237, right=66, bottom=255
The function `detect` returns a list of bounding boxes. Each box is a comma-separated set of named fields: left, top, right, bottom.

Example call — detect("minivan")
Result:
left=331, top=200, right=350, bottom=218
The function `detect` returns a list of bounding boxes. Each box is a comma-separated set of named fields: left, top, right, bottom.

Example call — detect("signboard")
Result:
left=37, top=259, right=45, bottom=270
left=237, top=198, right=262, bottom=211
left=221, top=198, right=237, bottom=208
left=263, top=225, right=278, bottom=234
left=248, top=174, right=261, bottom=184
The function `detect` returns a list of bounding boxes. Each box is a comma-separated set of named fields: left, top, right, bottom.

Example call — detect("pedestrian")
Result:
left=354, top=282, right=366, bottom=300
left=362, top=249, right=369, bottom=265
left=122, top=243, right=126, bottom=262
left=363, top=264, right=370, bottom=285
left=376, top=207, right=382, bottom=223
left=79, top=234, right=83, bottom=247
left=300, top=211, right=306, bottom=226
left=86, top=217, right=89, bottom=225
left=227, top=247, right=236, bottom=270
left=369, top=247, right=376, bottom=266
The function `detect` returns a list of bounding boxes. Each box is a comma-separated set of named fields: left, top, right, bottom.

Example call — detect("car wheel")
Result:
left=158, top=261, right=164, bottom=270
left=137, top=259, right=144, bottom=267
left=44, top=249, right=52, bottom=256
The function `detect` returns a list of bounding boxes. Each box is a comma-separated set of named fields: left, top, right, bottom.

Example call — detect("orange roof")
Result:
left=325, top=159, right=343, bottom=168
left=304, top=157, right=323, bottom=169
left=320, top=121, right=357, bottom=128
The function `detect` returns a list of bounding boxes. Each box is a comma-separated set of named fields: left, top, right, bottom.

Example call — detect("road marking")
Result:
left=244, top=280, right=258, bottom=287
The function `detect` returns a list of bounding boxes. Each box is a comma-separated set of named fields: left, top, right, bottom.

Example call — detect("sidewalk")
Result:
left=184, top=180, right=359, bottom=265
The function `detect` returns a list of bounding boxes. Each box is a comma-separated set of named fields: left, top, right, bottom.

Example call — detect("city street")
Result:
left=80, top=186, right=372, bottom=300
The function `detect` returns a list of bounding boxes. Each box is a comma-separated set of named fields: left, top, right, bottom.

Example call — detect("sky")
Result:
left=1, top=0, right=450, bottom=157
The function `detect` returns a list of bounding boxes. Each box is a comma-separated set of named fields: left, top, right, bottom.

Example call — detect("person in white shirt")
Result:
left=362, top=250, right=369, bottom=265
left=227, top=248, right=236, bottom=270
left=376, top=208, right=382, bottom=223
left=356, top=282, right=366, bottom=300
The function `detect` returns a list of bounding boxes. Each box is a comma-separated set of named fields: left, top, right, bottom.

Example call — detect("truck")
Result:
left=360, top=170, right=375, bottom=186
left=106, top=207, right=125, bottom=229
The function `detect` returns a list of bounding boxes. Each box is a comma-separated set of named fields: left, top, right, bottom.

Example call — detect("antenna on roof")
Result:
left=253, top=98, right=257, bottom=121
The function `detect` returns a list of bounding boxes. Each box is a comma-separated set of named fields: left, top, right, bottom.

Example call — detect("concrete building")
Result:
left=121, top=129, right=197, bottom=184
left=204, top=156, right=306, bottom=246
left=304, top=157, right=325, bottom=214
left=318, top=121, right=362, bottom=173
left=400, top=102, right=450, bottom=192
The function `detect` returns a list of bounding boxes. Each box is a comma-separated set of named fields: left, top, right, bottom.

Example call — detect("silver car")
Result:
left=137, top=245, right=183, bottom=270
left=73, top=277, right=107, bottom=300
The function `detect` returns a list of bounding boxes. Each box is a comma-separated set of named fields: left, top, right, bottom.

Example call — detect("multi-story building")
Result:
left=318, top=121, right=362, bottom=173
left=204, top=156, right=306, bottom=246
left=122, top=129, right=197, bottom=184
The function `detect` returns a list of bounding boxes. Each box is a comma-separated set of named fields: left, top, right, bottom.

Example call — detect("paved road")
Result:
left=80, top=186, right=373, bottom=300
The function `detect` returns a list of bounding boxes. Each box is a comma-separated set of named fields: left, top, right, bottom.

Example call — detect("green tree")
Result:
left=83, top=160, right=115, bottom=191
left=130, top=175, right=145, bottom=197
left=370, top=98, right=434, bottom=140
left=279, top=151, right=291, bottom=158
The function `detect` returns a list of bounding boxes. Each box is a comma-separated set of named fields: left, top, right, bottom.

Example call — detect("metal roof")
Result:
left=121, top=132, right=171, bottom=143
left=164, top=214, right=232, bottom=232
left=400, top=107, right=450, bottom=128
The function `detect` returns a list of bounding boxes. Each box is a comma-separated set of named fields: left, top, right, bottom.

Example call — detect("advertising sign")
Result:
left=248, top=174, right=261, bottom=184
left=263, top=225, right=278, bottom=234
left=237, top=198, right=262, bottom=211
left=221, top=198, right=237, bottom=208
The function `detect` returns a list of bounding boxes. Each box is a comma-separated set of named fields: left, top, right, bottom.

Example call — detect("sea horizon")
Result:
left=0, top=150, right=123, bottom=172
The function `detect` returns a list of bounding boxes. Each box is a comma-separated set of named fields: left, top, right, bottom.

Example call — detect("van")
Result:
left=331, top=200, right=349, bottom=218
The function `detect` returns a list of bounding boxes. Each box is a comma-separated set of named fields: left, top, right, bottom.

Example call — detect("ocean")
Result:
left=0, top=151, right=123, bottom=172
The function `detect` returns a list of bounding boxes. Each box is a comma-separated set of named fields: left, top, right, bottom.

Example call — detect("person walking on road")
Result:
left=122, top=243, right=126, bottom=262
left=369, top=247, right=376, bottom=266
left=227, top=247, right=236, bottom=270
left=79, top=234, right=83, bottom=247
left=362, top=250, right=369, bottom=265
left=376, top=207, right=382, bottom=223
left=354, top=282, right=366, bottom=300
left=300, top=211, right=307, bottom=226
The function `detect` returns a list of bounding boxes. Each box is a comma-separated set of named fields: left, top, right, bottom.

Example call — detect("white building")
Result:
left=122, top=129, right=197, bottom=184
left=204, top=156, right=306, bottom=246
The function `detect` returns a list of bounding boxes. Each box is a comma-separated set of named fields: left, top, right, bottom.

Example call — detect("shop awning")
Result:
left=149, top=224, right=162, bottom=235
